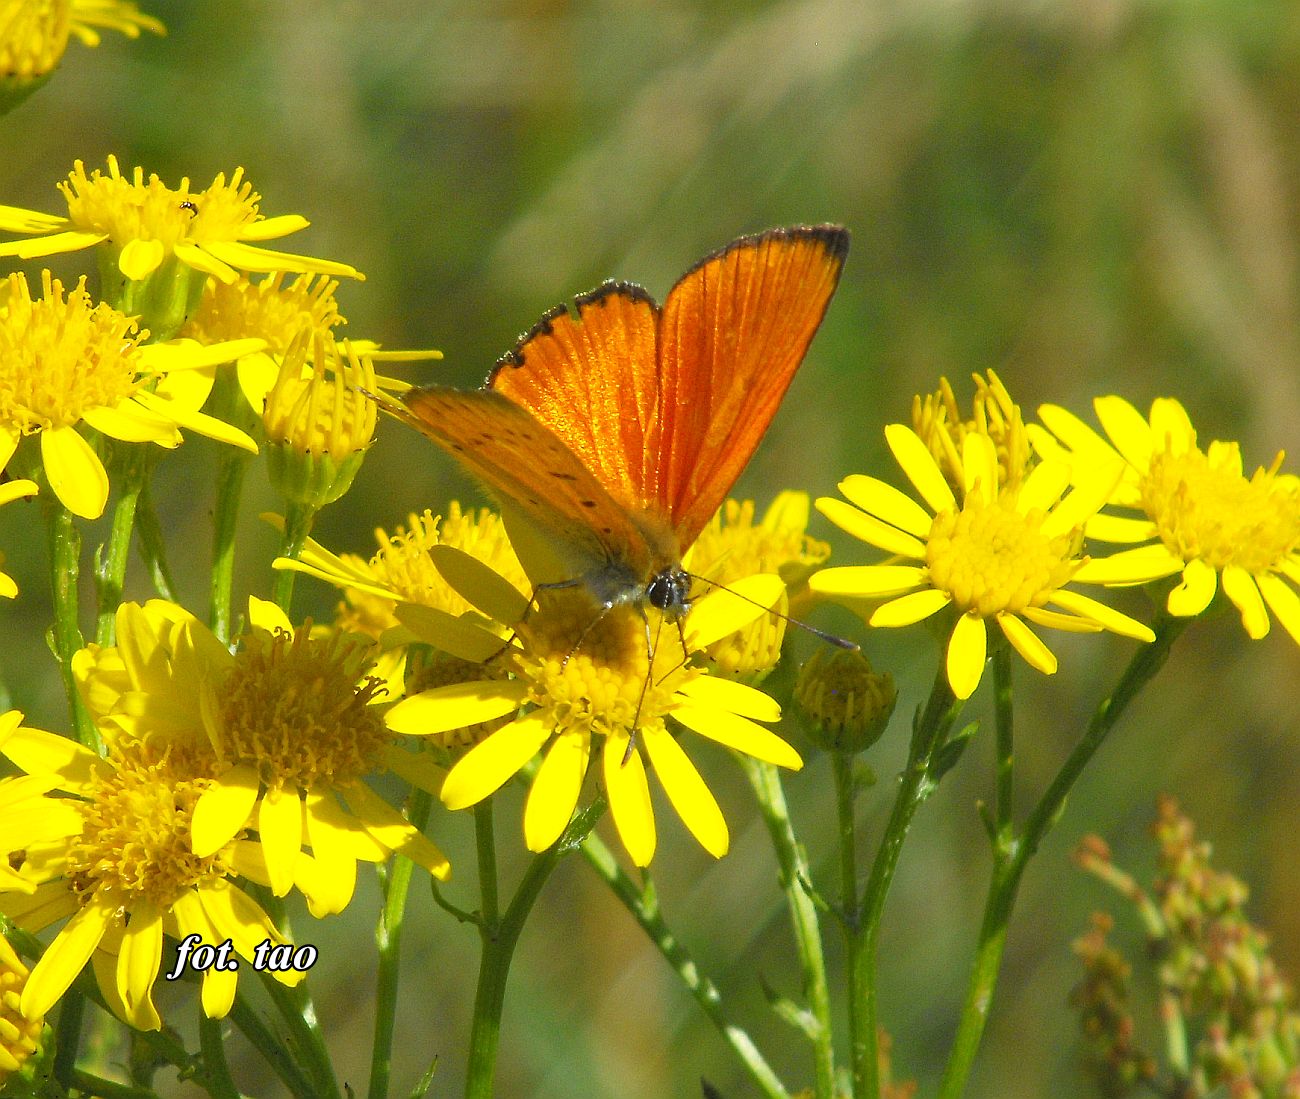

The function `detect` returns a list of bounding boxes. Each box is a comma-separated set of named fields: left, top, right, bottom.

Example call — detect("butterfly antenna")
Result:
left=623, top=608, right=663, bottom=766
left=685, top=572, right=859, bottom=651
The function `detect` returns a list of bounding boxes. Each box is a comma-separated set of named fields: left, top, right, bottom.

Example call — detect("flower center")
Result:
left=515, top=591, right=695, bottom=741
left=0, top=0, right=70, bottom=77
left=60, top=159, right=262, bottom=249
left=1142, top=447, right=1300, bottom=573
left=65, top=761, right=227, bottom=909
left=184, top=273, right=342, bottom=351
left=0, top=273, right=143, bottom=431
left=214, top=627, right=392, bottom=791
left=926, top=496, right=1079, bottom=617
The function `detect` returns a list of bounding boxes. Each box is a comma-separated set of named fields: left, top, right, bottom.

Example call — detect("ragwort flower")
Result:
left=0, top=271, right=260, bottom=518
left=0, top=1, right=162, bottom=84
left=0, top=156, right=361, bottom=286
left=0, top=928, right=43, bottom=1083
left=73, top=599, right=450, bottom=918
left=812, top=424, right=1154, bottom=700
left=913, top=369, right=1033, bottom=493
left=0, top=710, right=302, bottom=1030
left=1035, top=396, right=1300, bottom=648
left=386, top=548, right=799, bottom=866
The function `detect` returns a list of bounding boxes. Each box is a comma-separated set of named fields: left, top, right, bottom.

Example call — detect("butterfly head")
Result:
left=645, top=567, right=692, bottom=620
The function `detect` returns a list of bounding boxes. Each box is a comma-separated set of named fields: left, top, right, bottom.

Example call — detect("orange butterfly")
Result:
left=389, top=224, right=848, bottom=621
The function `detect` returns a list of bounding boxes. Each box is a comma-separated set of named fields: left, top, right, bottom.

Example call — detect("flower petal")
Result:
left=674, top=676, right=781, bottom=722
left=386, top=679, right=527, bottom=736
left=997, top=614, right=1057, bottom=676
left=1167, top=558, right=1218, bottom=618
left=173, top=240, right=240, bottom=283
left=1094, top=396, right=1153, bottom=472
left=392, top=603, right=510, bottom=663
left=116, top=898, right=163, bottom=1031
left=428, top=544, right=530, bottom=625
left=440, top=713, right=551, bottom=810
left=1049, top=590, right=1155, bottom=641
left=670, top=703, right=802, bottom=770
left=1074, top=543, right=1184, bottom=586
left=961, top=433, right=999, bottom=505
left=344, top=782, right=450, bottom=880
left=524, top=732, right=589, bottom=852
left=197, top=879, right=302, bottom=986
left=604, top=735, right=655, bottom=866
left=837, top=474, right=934, bottom=538
left=641, top=725, right=728, bottom=858
left=1221, top=565, right=1269, bottom=639
left=870, top=588, right=952, bottom=628
left=685, top=574, right=783, bottom=649
left=133, top=390, right=258, bottom=453
left=815, top=497, right=926, bottom=558
left=191, top=764, right=261, bottom=857
left=885, top=423, right=956, bottom=514
left=41, top=426, right=109, bottom=519
left=811, top=565, right=928, bottom=600
left=0, top=229, right=106, bottom=260
left=946, top=613, right=987, bottom=700
left=238, top=214, right=311, bottom=241
left=1258, top=572, right=1300, bottom=645
left=83, top=401, right=179, bottom=445
left=1083, top=514, right=1159, bottom=544
left=204, top=239, right=363, bottom=280
left=22, top=894, right=113, bottom=1017
left=258, top=784, right=303, bottom=897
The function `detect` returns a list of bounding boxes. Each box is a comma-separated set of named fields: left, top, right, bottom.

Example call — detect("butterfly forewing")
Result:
left=656, top=225, right=848, bottom=547
left=397, top=387, right=653, bottom=577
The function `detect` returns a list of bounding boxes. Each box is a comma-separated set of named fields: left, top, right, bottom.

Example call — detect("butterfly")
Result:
left=386, top=224, right=849, bottom=627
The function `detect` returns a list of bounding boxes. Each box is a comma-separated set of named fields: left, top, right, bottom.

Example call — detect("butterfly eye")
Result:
left=646, top=570, right=691, bottom=616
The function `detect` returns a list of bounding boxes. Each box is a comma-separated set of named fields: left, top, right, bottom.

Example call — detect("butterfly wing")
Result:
left=656, top=225, right=848, bottom=548
left=396, top=386, right=653, bottom=578
left=489, top=282, right=662, bottom=520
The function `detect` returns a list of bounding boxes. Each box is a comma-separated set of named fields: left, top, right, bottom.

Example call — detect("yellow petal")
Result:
left=201, top=967, right=239, bottom=1019
left=258, top=784, right=303, bottom=897
left=674, top=676, right=781, bottom=722
left=1258, top=572, right=1300, bottom=645
left=0, top=723, right=104, bottom=791
left=22, top=894, right=113, bottom=1017
left=685, top=574, right=783, bottom=649
left=670, top=703, right=802, bottom=770
left=946, top=613, right=987, bottom=700
left=41, top=426, right=109, bottom=519
left=1085, top=513, right=1158, bottom=544
left=1148, top=398, right=1197, bottom=453
left=196, top=879, right=302, bottom=986
left=0, top=229, right=106, bottom=260
left=0, top=478, right=38, bottom=506
left=761, top=490, right=810, bottom=532
left=83, top=401, right=179, bottom=445
left=1073, top=544, right=1184, bottom=585
left=238, top=214, right=311, bottom=241
left=385, top=679, right=527, bottom=736
left=837, top=474, right=933, bottom=538
left=429, top=545, right=530, bottom=626
left=524, top=732, right=589, bottom=852
left=247, top=596, right=293, bottom=635
left=641, top=725, right=728, bottom=858
left=133, top=390, right=258, bottom=453
left=393, top=603, right=510, bottom=663
left=997, top=614, right=1058, bottom=676
left=191, top=764, right=261, bottom=857
left=870, top=588, right=951, bottom=628
left=118, top=238, right=166, bottom=280
left=1167, top=558, right=1218, bottom=618
left=345, top=782, right=450, bottom=880
left=961, top=433, right=999, bottom=504
left=1049, top=590, right=1155, bottom=641
left=116, top=899, right=163, bottom=1031
left=1094, top=396, right=1153, bottom=472
left=440, top=713, right=551, bottom=810
left=1221, top=565, right=1269, bottom=639
left=811, top=565, right=928, bottom=600
left=885, top=423, right=956, bottom=514
left=815, top=497, right=927, bottom=557
left=604, top=735, right=655, bottom=867
left=381, top=745, right=447, bottom=798
left=1017, top=461, right=1071, bottom=516
left=203, top=240, right=364, bottom=281
left=173, top=240, right=240, bottom=283
left=0, top=206, right=71, bottom=233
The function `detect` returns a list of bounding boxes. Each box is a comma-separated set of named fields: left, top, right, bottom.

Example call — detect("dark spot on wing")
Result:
left=580, top=499, right=597, bottom=508
left=550, top=471, right=578, bottom=481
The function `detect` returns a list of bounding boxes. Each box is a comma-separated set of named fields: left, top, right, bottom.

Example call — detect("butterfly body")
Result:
left=392, top=225, right=849, bottom=622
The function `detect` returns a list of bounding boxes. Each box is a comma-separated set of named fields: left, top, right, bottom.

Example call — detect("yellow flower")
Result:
left=180, top=271, right=441, bottom=418
left=686, top=492, right=831, bottom=680
left=0, top=271, right=260, bottom=518
left=0, top=930, right=42, bottom=1084
left=386, top=549, right=799, bottom=867
left=1035, top=396, right=1300, bottom=647
left=275, top=503, right=528, bottom=643
left=0, top=477, right=38, bottom=597
left=811, top=425, right=1154, bottom=701
left=913, top=369, right=1033, bottom=494
left=795, top=648, right=896, bottom=754
left=0, top=0, right=162, bottom=81
left=0, top=710, right=302, bottom=1030
left=0, top=156, right=361, bottom=286
left=73, top=599, right=449, bottom=917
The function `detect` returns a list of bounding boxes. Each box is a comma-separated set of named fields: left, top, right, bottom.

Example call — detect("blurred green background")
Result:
left=2, top=1, right=1299, bottom=1096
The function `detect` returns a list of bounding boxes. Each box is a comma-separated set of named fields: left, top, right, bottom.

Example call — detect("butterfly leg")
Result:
left=622, top=606, right=662, bottom=766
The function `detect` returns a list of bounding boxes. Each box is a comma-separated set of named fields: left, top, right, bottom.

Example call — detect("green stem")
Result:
left=136, top=478, right=178, bottom=601
left=229, top=993, right=318, bottom=1099
left=209, top=369, right=254, bottom=642
left=95, top=445, right=148, bottom=647
left=579, top=829, right=790, bottom=1099
left=936, top=615, right=1187, bottom=1099
left=198, top=1015, right=241, bottom=1099
left=742, top=758, right=835, bottom=1099
left=43, top=499, right=97, bottom=750
left=262, top=976, right=343, bottom=1099
left=70, top=1071, right=160, bottom=1099
left=853, top=667, right=960, bottom=1099
left=463, top=801, right=594, bottom=1099
left=833, top=752, right=861, bottom=1093
left=271, top=500, right=317, bottom=617
left=52, top=989, right=85, bottom=1091
left=369, top=789, right=432, bottom=1099
left=992, top=640, right=1014, bottom=835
